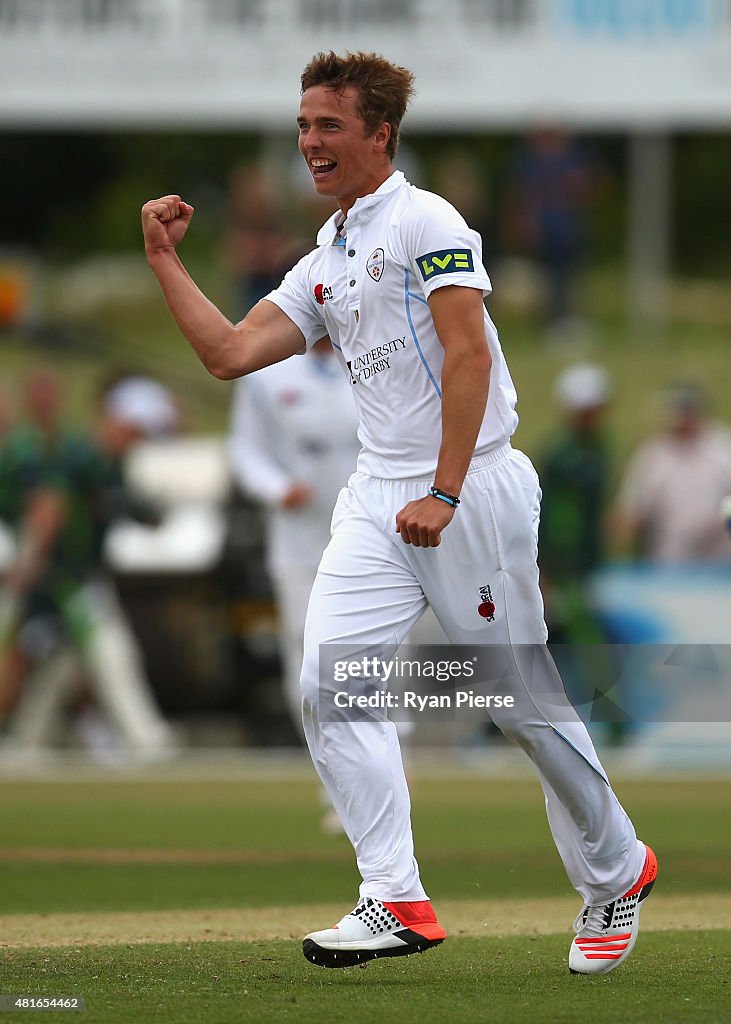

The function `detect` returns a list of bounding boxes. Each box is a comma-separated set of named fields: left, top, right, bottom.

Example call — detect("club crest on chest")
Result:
left=367, top=248, right=385, bottom=281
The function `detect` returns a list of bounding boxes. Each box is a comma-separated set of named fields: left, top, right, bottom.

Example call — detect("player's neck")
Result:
left=338, top=165, right=394, bottom=217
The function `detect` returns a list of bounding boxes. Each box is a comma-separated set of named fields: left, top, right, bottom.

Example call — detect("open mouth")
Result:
left=310, top=158, right=338, bottom=179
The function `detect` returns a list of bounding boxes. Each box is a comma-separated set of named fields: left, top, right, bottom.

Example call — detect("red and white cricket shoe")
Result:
left=302, top=897, right=446, bottom=968
left=569, top=844, right=658, bottom=975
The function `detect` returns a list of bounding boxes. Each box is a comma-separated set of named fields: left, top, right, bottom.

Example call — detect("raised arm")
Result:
left=142, top=195, right=305, bottom=379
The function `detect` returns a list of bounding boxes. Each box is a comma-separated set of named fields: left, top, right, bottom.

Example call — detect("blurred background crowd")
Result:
left=1, top=0, right=730, bottom=768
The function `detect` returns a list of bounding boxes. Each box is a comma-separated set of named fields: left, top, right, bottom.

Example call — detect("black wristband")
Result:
left=429, top=486, right=460, bottom=508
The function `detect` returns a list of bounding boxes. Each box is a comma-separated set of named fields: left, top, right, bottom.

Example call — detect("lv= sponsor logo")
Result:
left=417, top=249, right=474, bottom=280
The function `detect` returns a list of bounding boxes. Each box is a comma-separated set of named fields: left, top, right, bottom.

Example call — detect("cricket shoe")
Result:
left=569, top=844, right=658, bottom=975
left=302, top=897, right=446, bottom=968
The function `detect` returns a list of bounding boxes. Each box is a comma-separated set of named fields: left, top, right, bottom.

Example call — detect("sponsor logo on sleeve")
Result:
left=417, top=249, right=474, bottom=280
left=314, top=283, right=334, bottom=305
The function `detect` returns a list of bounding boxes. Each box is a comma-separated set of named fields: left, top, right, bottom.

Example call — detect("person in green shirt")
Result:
left=538, top=364, right=624, bottom=742
left=0, top=374, right=178, bottom=758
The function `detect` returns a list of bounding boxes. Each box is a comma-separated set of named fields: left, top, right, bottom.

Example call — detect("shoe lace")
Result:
left=573, top=901, right=614, bottom=934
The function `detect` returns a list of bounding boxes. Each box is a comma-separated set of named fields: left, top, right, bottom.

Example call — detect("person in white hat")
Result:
left=102, top=376, right=179, bottom=439
left=538, top=364, right=622, bottom=739
left=540, top=363, right=612, bottom=594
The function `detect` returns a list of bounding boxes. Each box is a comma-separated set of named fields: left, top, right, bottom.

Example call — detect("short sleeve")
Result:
left=264, top=254, right=327, bottom=350
left=394, top=193, right=493, bottom=301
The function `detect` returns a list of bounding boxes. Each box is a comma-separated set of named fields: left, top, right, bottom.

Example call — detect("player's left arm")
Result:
left=396, top=285, right=491, bottom=547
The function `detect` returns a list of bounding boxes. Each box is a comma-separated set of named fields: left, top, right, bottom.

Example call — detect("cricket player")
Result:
left=1, top=377, right=178, bottom=758
left=141, top=51, right=656, bottom=974
left=229, top=339, right=361, bottom=750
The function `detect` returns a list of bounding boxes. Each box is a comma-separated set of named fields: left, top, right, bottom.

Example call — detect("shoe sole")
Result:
left=302, top=935, right=444, bottom=969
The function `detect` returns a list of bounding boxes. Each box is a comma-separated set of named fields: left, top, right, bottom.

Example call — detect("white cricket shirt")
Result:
left=265, top=171, right=518, bottom=479
left=229, top=349, right=361, bottom=571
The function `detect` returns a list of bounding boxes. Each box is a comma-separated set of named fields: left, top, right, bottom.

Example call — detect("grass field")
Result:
left=0, top=770, right=729, bottom=1022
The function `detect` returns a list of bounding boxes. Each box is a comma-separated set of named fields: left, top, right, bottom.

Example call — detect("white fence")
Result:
left=1, top=0, right=731, bottom=127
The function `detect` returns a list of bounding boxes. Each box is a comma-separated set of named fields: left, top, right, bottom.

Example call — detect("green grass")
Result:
left=0, top=778, right=728, bottom=915
left=1, top=934, right=729, bottom=1024
left=1, top=777, right=729, bottom=854
left=0, top=776, right=728, bottom=1021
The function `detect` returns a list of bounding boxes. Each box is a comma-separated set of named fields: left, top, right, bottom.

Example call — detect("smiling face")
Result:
left=297, top=85, right=392, bottom=214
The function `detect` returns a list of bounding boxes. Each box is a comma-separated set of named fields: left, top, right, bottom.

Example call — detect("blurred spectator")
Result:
left=723, top=495, right=731, bottom=540
left=229, top=338, right=362, bottom=829
left=0, top=378, right=64, bottom=725
left=229, top=338, right=361, bottom=745
left=0, top=384, right=16, bottom=571
left=222, top=162, right=307, bottom=313
left=539, top=363, right=612, bottom=613
left=612, top=383, right=731, bottom=562
left=0, top=383, right=13, bottom=439
left=538, top=364, right=622, bottom=741
left=0, top=370, right=81, bottom=536
left=502, top=127, right=603, bottom=337
left=0, top=370, right=65, bottom=511
left=430, top=146, right=496, bottom=264
left=0, top=370, right=72, bottom=698
left=0, top=374, right=179, bottom=761
left=23, top=369, right=64, bottom=441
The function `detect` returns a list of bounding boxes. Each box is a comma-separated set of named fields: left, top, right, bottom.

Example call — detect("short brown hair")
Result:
left=301, top=51, right=415, bottom=161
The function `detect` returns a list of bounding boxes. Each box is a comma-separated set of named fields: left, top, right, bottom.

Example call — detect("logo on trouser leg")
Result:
left=477, top=584, right=495, bottom=621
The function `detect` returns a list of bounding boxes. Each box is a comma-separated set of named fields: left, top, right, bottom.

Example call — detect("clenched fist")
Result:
left=395, top=494, right=455, bottom=547
left=141, top=195, right=194, bottom=258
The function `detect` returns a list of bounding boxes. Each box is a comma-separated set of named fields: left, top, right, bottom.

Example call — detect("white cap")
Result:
left=104, top=377, right=178, bottom=437
left=555, top=363, right=611, bottom=412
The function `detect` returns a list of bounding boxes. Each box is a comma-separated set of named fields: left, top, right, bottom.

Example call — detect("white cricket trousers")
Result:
left=272, top=565, right=415, bottom=746
left=300, top=445, right=645, bottom=907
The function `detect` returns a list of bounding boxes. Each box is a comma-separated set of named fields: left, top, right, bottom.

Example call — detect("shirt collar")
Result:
left=316, top=171, right=407, bottom=246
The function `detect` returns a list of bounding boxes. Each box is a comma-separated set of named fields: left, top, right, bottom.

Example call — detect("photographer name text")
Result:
left=333, top=691, right=514, bottom=711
